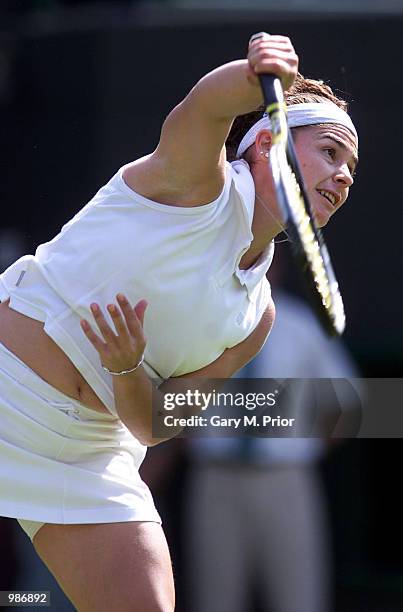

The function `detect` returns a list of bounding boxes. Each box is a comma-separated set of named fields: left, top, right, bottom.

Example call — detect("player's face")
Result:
left=293, top=124, right=358, bottom=227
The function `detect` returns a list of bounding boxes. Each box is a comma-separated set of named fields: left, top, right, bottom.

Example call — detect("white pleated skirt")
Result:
left=0, top=341, right=161, bottom=528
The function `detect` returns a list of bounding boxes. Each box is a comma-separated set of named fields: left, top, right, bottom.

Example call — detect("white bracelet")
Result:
left=102, top=354, right=145, bottom=376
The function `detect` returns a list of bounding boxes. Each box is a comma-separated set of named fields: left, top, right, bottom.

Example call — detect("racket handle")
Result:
left=258, top=74, right=285, bottom=111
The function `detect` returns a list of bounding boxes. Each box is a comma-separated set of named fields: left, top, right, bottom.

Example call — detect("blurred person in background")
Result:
left=183, top=260, right=359, bottom=612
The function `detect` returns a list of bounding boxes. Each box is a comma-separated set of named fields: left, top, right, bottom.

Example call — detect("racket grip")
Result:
left=258, top=74, right=284, bottom=110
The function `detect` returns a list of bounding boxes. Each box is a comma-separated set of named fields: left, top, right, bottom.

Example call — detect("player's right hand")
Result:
left=247, top=32, right=298, bottom=91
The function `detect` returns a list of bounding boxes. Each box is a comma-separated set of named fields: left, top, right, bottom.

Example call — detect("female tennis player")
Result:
left=0, top=33, right=357, bottom=611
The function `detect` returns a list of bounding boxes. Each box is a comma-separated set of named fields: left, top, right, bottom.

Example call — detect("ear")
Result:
left=255, top=129, right=273, bottom=159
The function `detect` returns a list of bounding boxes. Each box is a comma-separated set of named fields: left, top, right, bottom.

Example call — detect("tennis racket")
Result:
left=258, top=73, right=346, bottom=336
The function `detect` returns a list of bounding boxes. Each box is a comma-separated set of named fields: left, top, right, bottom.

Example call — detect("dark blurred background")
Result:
left=1, top=1, right=402, bottom=611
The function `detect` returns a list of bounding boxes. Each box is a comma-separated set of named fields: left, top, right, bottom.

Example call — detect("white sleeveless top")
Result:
left=0, top=160, right=274, bottom=415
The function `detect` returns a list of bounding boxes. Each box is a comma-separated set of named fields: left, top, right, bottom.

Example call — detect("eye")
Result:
left=323, top=147, right=336, bottom=159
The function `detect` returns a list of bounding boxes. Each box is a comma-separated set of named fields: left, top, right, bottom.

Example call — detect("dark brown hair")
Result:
left=225, top=73, right=349, bottom=161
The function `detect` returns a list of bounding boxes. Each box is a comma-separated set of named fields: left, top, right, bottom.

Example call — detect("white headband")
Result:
left=236, top=102, right=358, bottom=158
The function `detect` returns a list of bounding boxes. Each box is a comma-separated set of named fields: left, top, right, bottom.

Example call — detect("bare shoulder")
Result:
left=121, top=155, right=173, bottom=204
left=122, top=150, right=226, bottom=207
left=123, top=87, right=233, bottom=207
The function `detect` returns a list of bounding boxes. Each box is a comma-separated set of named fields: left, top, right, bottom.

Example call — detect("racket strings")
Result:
left=285, top=167, right=336, bottom=312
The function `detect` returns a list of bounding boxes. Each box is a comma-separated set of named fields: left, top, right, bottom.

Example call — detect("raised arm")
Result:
left=81, top=294, right=275, bottom=446
left=123, top=35, right=298, bottom=206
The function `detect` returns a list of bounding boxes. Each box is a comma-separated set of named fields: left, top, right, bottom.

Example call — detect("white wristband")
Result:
left=102, top=354, right=145, bottom=376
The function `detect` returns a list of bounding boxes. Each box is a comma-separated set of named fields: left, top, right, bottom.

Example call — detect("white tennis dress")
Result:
left=0, top=160, right=274, bottom=536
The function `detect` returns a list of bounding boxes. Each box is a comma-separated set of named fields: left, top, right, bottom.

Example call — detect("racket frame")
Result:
left=259, top=74, right=346, bottom=335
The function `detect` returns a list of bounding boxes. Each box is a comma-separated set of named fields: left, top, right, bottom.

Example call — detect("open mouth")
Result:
left=316, top=189, right=337, bottom=207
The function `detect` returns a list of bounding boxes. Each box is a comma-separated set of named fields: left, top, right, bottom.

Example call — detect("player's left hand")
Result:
left=80, top=293, right=147, bottom=374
